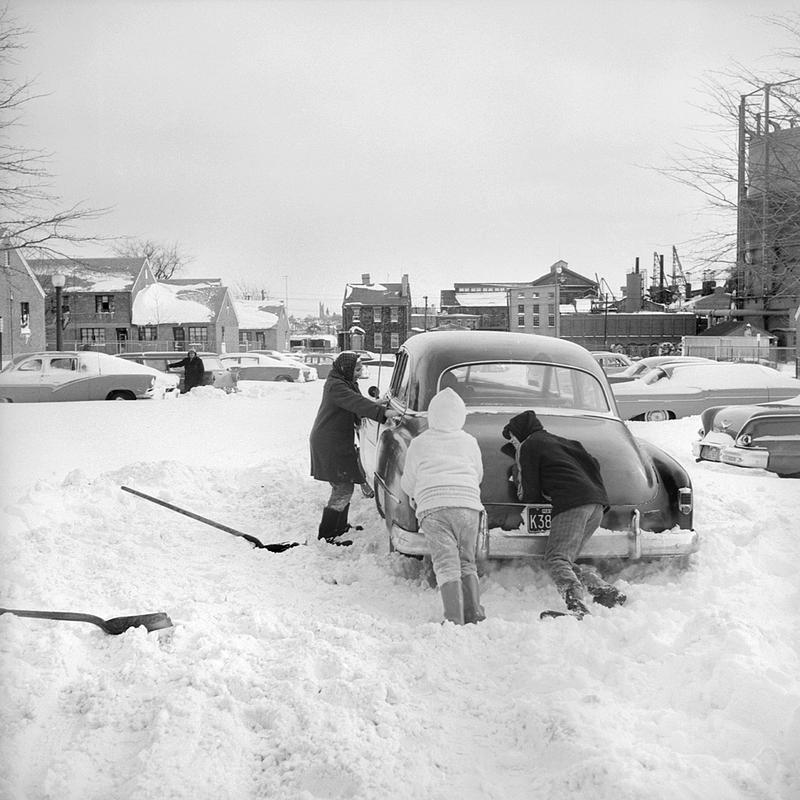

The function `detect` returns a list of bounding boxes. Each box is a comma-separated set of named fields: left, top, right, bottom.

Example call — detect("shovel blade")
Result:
left=103, top=612, right=174, bottom=635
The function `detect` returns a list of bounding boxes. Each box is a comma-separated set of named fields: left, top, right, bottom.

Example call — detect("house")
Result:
left=134, top=280, right=239, bottom=353
left=341, top=273, right=412, bottom=352
left=0, top=238, right=46, bottom=363
left=683, top=319, right=778, bottom=364
left=29, top=256, right=157, bottom=352
left=233, top=299, right=289, bottom=351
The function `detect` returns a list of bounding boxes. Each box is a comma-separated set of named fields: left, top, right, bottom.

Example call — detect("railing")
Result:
left=682, top=344, right=798, bottom=377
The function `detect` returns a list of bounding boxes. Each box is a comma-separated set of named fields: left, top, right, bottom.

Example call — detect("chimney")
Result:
left=401, top=273, right=409, bottom=297
left=361, top=273, right=371, bottom=285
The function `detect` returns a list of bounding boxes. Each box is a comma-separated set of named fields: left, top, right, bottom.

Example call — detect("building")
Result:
left=341, top=273, right=412, bottom=352
left=30, top=256, right=156, bottom=353
left=0, top=238, right=46, bottom=363
left=234, top=299, right=289, bottom=351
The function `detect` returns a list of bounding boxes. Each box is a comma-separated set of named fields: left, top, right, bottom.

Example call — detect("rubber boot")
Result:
left=576, top=564, right=626, bottom=608
left=439, top=580, right=465, bottom=625
left=318, top=506, right=352, bottom=546
left=562, top=585, right=591, bottom=619
left=461, top=574, right=486, bottom=624
left=336, top=504, right=363, bottom=535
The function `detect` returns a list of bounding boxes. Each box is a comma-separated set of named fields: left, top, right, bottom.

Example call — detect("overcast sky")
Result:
left=14, top=0, right=799, bottom=316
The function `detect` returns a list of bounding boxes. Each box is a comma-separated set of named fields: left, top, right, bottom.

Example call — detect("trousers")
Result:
left=544, top=503, right=604, bottom=598
left=418, top=507, right=481, bottom=586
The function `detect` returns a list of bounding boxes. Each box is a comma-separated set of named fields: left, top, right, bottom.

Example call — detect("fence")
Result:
left=682, top=337, right=798, bottom=377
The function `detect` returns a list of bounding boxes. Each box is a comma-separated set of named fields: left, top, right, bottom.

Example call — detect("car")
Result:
left=612, top=362, right=800, bottom=422
left=247, top=350, right=318, bottom=381
left=691, top=395, right=800, bottom=478
left=590, top=351, right=636, bottom=375
left=117, top=351, right=238, bottom=393
left=219, top=353, right=306, bottom=382
left=0, top=350, right=179, bottom=402
left=301, top=352, right=336, bottom=378
left=605, top=355, right=718, bottom=385
left=358, top=331, right=697, bottom=564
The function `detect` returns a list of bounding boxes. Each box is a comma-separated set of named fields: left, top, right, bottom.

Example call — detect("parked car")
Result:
left=612, top=362, right=800, bottom=422
left=0, top=351, right=179, bottom=402
left=248, top=350, right=318, bottom=381
left=302, top=352, right=336, bottom=378
left=606, top=355, right=717, bottom=385
left=117, top=351, right=238, bottom=393
left=358, top=331, right=696, bottom=564
left=590, top=351, right=636, bottom=375
left=691, top=395, right=800, bottom=478
left=220, top=353, right=306, bottom=382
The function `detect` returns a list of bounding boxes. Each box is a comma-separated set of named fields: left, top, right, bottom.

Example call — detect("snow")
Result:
left=233, top=300, right=280, bottom=330
left=1, top=383, right=798, bottom=800
left=131, top=283, right=214, bottom=325
left=455, top=292, right=509, bottom=307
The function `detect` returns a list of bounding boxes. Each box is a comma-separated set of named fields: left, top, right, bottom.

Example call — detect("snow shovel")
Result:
left=121, top=486, right=302, bottom=552
left=0, top=608, right=173, bottom=635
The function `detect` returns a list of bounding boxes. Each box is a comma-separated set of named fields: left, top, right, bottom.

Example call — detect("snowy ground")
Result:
left=0, top=380, right=798, bottom=800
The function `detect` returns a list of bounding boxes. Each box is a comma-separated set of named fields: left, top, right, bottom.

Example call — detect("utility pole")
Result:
left=423, top=295, right=428, bottom=331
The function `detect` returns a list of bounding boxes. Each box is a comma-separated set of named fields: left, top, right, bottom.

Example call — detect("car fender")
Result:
left=636, top=438, right=694, bottom=530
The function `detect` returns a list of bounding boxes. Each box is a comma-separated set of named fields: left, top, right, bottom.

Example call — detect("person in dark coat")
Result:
left=310, top=351, right=399, bottom=545
left=168, top=350, right=205, bottom=393
left=502, top=410, right=625, bottom=617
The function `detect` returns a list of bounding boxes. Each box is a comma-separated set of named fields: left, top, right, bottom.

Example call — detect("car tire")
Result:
left=643, top=409, right=670, bottom=422
left=107, top=391, right=136, bottom=401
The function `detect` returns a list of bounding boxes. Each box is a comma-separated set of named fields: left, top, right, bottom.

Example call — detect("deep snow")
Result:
left=0, top=380, right=798, bottom=800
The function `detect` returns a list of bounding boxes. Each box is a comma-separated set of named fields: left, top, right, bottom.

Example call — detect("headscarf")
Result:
left=332, top=351, right=360, bottom=386
left=502, top=410, right=544, bottom=442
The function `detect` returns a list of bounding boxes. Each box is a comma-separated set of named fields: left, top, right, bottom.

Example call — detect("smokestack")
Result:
left=635, top=257, right=640, bottom=274
left=401, top=273, right=409, bottom=297
left=361, top=273, right=371, bottom=285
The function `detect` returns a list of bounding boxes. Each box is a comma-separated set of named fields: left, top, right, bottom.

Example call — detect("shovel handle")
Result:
left=1, top=608, right=107, bottom=629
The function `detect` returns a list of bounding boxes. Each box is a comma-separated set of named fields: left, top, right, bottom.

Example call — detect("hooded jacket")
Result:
left=167, top=351, right=205, bottom=391
left=400, top=388, right=484, bottom=516
left=309, top=352, right=388, bottom=483
left=502, top=410, right=608, bottom=516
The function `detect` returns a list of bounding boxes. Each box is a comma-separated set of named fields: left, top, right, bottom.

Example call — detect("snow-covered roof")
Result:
left=131, top=283, right=215, bottom=325
left=29, top=257, right=148, bottom=293
left=233, top=299, right=280, bottom=330
left=454, top=292, right=509, bottom=307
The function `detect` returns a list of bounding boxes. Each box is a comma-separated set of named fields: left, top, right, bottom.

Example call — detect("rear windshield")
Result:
left=438, top=362, right=610, bottom=412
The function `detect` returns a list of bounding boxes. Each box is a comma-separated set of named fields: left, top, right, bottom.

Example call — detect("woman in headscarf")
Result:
left=309, top=352, right=399, bottom=545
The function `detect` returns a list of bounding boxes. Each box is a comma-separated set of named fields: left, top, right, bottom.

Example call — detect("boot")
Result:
left=317, top=507, right=352, bottom=546
left=587, top=585, right=627, bottom=608
left=336, top=504, right=363, bottom=535
left=439, top=580, right=465, bottom=625
left=461, top=574, right=486, bottom=624
left=562, top=585, right=591, bottom=619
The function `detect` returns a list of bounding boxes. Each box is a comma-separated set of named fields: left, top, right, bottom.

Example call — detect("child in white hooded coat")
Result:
left=400, top=387, right=485, bottom=624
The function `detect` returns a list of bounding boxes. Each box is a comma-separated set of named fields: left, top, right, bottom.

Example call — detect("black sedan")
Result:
left=692, top=396, right=800, bottom=478
left=359, top=331, right=697, bottom=564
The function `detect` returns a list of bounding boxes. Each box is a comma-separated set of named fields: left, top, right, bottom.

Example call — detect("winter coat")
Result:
left=502, top=410, right=609, bottom=516
left=400, top=388, right=484, bottom=516
left=309, top=352, right=388, bottom=483
left=168, top=352, right=205, bottom=391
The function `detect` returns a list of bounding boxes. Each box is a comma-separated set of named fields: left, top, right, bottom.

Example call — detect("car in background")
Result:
left=606, top=355, right=718, bottom=384
left=590, top=351, right=636, bottom=375
left=220, top=352, right=306, bottom=382
left=302, top=352, right=336, bottom=378
left=248, top=350, right=318, bottom=381
left=0, top=351, right=179, bottom=402
left=117, top=351, right=238, bottom=393
left=612, top=362, right=800, bottom=421
left=359, top=331, right=696, bottom=564
left=692, top=396, right=800, bottom=478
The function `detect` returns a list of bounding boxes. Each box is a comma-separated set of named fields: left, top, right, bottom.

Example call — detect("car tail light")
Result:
left=737, top=433, right=753, bottom=447
left=678, top=487, right=692, bottom=516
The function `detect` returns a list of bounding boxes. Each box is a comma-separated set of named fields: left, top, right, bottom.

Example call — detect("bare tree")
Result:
left=658, top=14, right=800, bottom=315
left=232, top=279, right=274, bottom=301
left=113, top=238, right=192, bottom=281
left=0, top=7, right=106, bottom=265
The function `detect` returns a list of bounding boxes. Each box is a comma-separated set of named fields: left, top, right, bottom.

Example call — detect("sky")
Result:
left=1, top=379, right=798, bottom=798
left=12, top=0, right=800, bottom=317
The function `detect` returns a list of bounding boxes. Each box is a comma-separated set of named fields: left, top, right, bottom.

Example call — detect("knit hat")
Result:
left=333, top=351, right=360, bottom=383
left=502, top=410, right=544, bottom=441
left=427, top=387, right=466, bottom=432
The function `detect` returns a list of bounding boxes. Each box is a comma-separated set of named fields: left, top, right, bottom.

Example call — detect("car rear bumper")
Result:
left=390, top=515, right=698, bottom=561
left=692, top=435, right=769, bottom=470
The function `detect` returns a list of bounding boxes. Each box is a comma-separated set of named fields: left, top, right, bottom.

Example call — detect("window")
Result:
left=373, top=307, right=381, bottom=323
left=239, top=331, right=250, bottom=346
left=390, top=332, right=399, bottom=349
left=547, top=305, right=555, bottom=328
left=517, top=292, right=525, bottom=299
left=532, top=304, right=540, bottom=328
left=18, top=358, right=43, bottom=372
left=351, top=307, right=361, bottom=322
left=188, top=327, right=208, bottom=346
left=50, top=357, right=77, bottom=372
left=517, top=314, right=525, bottom=327
left=517, top=304, right=525, bottom=313
left=20, top=302, right=30, bottom=327
left=374, top=332, right=383, bottom=349
left=138, top=326, right=157, bottom=341
left=390, top=307, right=398, bottom=323
left=95, top=295, right=115, bottom=313
left=173, top=327, right=185, bottom=345
left=81, top=328, right=106, bottom=344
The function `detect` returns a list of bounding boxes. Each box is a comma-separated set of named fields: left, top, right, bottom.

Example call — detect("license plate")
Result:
left=701, top=445, right=722, bottom=462
left=525, top=504, right=552, bottom=535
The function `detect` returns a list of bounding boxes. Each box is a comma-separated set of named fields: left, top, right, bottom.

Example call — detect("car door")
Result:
left=0, top=356, right=45, bottom=401
left=41, top=355, right=87, bottom=401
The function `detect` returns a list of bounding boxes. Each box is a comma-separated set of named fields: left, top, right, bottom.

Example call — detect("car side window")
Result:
left=50, top=357, right=77, bottom=372
left=18, top=358, right=43, bottom=373
left=389, top=352, right=410, bottom=405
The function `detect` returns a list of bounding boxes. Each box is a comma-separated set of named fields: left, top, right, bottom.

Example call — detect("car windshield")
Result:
left=438, top=362, right=610, bottom=412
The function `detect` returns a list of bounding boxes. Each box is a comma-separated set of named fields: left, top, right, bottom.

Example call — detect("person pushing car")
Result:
left=502, top=410, right=625, bottom=618
left=168, top=349, right=205, bottom=393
